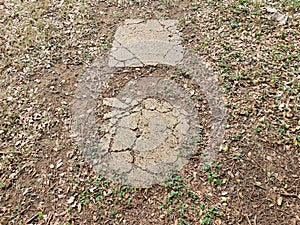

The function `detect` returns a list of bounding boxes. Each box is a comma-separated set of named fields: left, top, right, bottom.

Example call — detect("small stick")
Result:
left=254, top=184, right=267, bottom=190
left=254, top=215, right=257, bottom=225
left=46, top=213, right=53, bottom=225
left=20, top=205, right=30, bottom=215
left=245, top=214, right=252, bottom=225
left=26, top=213, right=39, bottom=224
left=280, top=192, right=298, bottom=198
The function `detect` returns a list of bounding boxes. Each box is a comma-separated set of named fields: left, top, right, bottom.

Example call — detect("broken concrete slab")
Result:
left=94, top=77, right=200, bottom=186
left=108, top=19, right=183, bottom=67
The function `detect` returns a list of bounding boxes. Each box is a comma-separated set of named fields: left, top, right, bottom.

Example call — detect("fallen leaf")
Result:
left=78, top=202, right=82, bottom=213
left=272, top=12, right=288, bottom=25
left=67, top=196, right=75, bottom=204
left=277, top=197, right=283, bottom=206
left=265, top=5, right=277, bottom=13
left=0, top=218, right=8, bottom=225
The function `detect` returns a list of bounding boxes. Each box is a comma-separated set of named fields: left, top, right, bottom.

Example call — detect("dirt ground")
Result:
left=0, top=0, right=299, bottom=224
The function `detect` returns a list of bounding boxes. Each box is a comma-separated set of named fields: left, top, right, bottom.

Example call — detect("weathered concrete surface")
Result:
left=71, top=19, right=227, bottom=187
left=96, top=77, right=200, bottom=187
left=108, top=19, right=183, bottom=67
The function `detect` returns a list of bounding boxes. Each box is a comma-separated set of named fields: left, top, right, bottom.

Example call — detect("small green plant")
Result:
left=99, top=43, right=112, bottom=52
left=200, top=205, right=222, bottom=224
left=160, top=176, right=221, bottom=224
left=268, top=172, right=278, bottom=182
left=109, top=210, right=118, bottom=218
left=114, top=11, right=123, bottom=18
left=230, top=132, right=244, bottom=141
left=37, top=211, right=44, bottom=218
left=233, top=154, right=242, bottom=161
left=0, top=182, right=5, bottom=188
left=204, top=163, right=222, bottom=185
left=197, top=95, right=203, bottom=101
left=178, top=17, right=185, bottom=27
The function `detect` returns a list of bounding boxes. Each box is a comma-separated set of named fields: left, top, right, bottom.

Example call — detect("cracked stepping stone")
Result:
left=108, top=19, right=184, bottom=67
left=94, top=77, right=200, bottom=187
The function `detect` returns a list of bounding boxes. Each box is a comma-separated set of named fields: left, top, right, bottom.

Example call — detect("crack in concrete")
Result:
left=110, top=39, right=146, bottom=67
left=96, top=92, right=193, bottom=184
left=108, top=19, right=182, bottom=67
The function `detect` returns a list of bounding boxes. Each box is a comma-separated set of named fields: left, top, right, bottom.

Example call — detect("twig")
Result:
left=251, top=159, right=266, bottom=173
left=26, top=213, right=39, bottom=224
left=245, top=214, right=252, bottom=225
left=254, top=184, right=267, bottom=190
left=46, top=213, right=53, bottom=225
left=280, top=192, right=298, bottom=198
left=20, top=205, right=30, bottom=215
left=254, top=215, right=257, bottom=225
